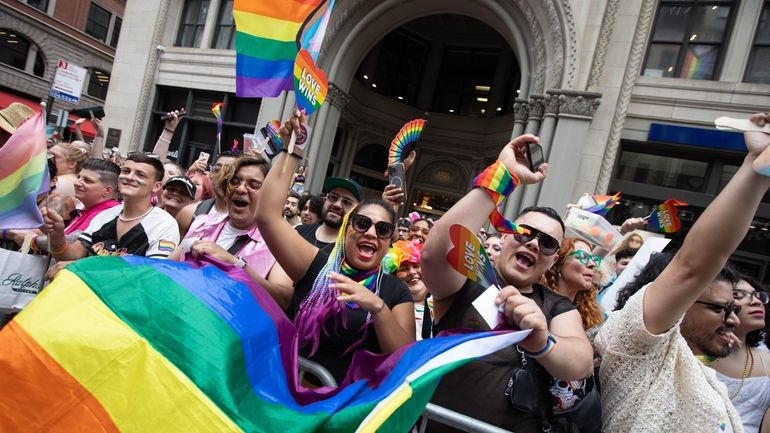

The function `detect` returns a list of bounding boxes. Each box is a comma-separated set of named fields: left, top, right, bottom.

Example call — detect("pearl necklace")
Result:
left=118, top=206, right=153, bottom=222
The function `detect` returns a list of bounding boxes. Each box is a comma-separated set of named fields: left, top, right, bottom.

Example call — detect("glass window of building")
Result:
left=432, top=48, right=500, bottom=116
left=86, top=3, right=111, bottom=42
left=745, top=2, right=770, bottom=84
left=87, top=69, right=110, bottom=100
left=0, top=30, right=45, bottom=77
left=212, top=0, right=235, bottom=49
left=642, top=1, right=735, bottom=80
left=176, top=0, right=211, bottom=48
left=19, top=0, right=49, bottom=13
left=110, top=16, right=122, bottom=48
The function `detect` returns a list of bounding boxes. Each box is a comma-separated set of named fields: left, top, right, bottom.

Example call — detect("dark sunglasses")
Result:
left=350, top=214, right=395, bottom=240
left=695, top=300, right=742, bottom=323
left=514, top=224, right=560, bottom=256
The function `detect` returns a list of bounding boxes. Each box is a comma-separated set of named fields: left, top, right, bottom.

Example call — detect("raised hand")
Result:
left=497, top=134, right=548, bottom=185
left=329, top=272, right=385, bottom=314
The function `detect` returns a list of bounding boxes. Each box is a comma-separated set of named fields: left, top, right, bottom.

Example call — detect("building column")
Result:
left=524, top=94, right=545, bottom=134
left=337, top=126, right=359, bottom=177
left=199, top=0, right=220, bottom=49
left=520, top=92, right=560, bottom=210
left=306, top=82, right=349, bottom=193
left=502, top=98, right=530, bottom=220
left=537, top=90, right=602, bottom=214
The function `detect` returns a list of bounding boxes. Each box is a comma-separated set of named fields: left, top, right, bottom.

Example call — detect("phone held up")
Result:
left=387, top=162, right=405, bottom=189
left=160, top=109, right=187, bottom=120
left=525, top=141, right=545, bottom=172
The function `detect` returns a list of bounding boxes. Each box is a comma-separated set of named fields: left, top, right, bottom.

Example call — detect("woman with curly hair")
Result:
left=712, top=276, right=770, bottom=433
left=542, top=237, right=604, bottom=330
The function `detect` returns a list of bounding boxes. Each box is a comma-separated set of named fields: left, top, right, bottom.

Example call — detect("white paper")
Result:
left=599, top=236, right=671, bottom=314
left=472, top=284, right=502, bottom=329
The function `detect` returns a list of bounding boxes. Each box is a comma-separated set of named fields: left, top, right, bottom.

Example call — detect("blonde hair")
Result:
left=57, top=142, right=89, bottom=172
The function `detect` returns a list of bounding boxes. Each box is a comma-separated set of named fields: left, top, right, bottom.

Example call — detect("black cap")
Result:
left=163, top=176, right=197, bottom=199
left=323, top=177, right=362, bottom=202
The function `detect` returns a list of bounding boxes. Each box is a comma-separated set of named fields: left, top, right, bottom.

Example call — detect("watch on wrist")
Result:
left=234, top=255, right=247, bottom=269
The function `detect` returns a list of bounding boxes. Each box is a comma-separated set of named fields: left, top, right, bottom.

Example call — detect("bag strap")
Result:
left=226, top=235, right=252, bottom=256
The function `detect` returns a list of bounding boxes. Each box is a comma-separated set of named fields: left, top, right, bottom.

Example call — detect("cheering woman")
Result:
left=256, top=111, right=414, bottom=384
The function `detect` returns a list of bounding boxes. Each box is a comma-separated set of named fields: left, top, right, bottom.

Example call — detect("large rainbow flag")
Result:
left=0, top=111, right=49, bottom=229
left=0, top=256, right=528, bottom=432
left=234, top=0, right=335, bottom=98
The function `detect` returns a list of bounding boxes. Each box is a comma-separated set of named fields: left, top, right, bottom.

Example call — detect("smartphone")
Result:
left=198, top=151, right=210, bottom=163
left=525, top=142, right=545, bottom=172
left=160, top=109, right=187, bottom=120
left=74, top=106, right=105, bottom=119
left=387, top=162, right=405, bottom=189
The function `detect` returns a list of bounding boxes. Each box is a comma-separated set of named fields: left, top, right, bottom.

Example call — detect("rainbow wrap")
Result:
left=0, top=111, right=49, bottom=229
left=472, top=161, right=528, bottom=235
left=0, top=256, right=530, bottom=433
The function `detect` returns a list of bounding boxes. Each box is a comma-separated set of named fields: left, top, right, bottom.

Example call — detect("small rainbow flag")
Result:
left=582, top=192, right=622, bottom=216
left=388, top=119, right=426, bottom=165
left=0, top=111, right=49, bottom=229
left=234, top=0, right=335, bottom=98
left=0, top=256, right=528, bottom=432
left=647, top=199, right=688, bottom=233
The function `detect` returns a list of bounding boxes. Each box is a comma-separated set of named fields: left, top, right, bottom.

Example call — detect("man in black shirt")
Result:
left=295, top=177, right=362, bottom=249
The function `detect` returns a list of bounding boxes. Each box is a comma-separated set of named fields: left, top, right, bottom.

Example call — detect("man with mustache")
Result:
left=283, top=190, right=302, bottom=226
left=295, top=177, right=362, bottom=250
left=41, top=153, right=179, bottom=261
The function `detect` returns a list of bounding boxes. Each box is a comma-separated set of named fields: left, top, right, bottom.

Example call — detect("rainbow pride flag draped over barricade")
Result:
left=0, top=111, right=49, bottom=229
left=0, top=256, right=528, bottom=432
left=234, top=0, right=335, bottom=98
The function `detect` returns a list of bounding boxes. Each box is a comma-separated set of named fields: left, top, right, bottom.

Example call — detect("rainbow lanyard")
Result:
left=340, top=261, right=381, bottom=310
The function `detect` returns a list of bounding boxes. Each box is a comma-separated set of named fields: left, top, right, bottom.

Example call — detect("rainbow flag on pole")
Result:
left=233, top=0, right=335, bottom=98
left=0, top=256, right=528, bottom=432
left=0, top=111, right=49, bottom=229
left=647, top=199, right=688, bottom=233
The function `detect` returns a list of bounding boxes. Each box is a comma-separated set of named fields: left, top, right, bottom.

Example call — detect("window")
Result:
left=110, top=17, right=122, bottom=48
left=616, top=151, right=709, bottom=191
left=745, top=2, right=770, bottom=84
left=87, top=69, right=110, bottom=100
left=432, top=48, right=500, bottom=116
left=19, top=0, right=49, bottom=13
left=86, top=3, right=111, bottom=42
left=0, top=29, right=45, bottom=77
left=356, top=29, right=429, bottom=105
left=642, top=1, right=735, bottom=80
left=176, top=0, right=211, bottom=48
left=350, top=144, right=389, bottom=192
left=212, top=0, right=235, bottom=49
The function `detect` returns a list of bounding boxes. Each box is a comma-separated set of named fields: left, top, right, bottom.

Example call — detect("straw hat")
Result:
left=0, top=102, right=36, bottom=134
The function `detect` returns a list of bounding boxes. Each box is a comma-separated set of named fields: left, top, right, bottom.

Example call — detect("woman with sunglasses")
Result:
left=711, top=276, right=770, bottom=433
left=256, top=111, right=415, bottom=384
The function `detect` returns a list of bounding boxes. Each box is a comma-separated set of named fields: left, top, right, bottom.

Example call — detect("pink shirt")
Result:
left=64, top=199, right=121, bottom=236
left=183, top=212, right=276, bottom=278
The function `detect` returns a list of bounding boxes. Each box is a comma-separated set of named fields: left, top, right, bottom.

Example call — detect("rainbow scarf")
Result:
left=0, top=256, right=530, bottom=432
left=233, top=0, right=335, bottom=98
left=0, top=111, right=49, bottom=229
left=340, top=260, right=380, bottom=309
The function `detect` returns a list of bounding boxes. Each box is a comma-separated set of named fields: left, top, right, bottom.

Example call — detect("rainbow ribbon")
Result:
left=471, top=162, right=528, bottom=235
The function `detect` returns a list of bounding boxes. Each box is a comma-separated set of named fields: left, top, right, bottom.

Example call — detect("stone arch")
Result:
left=414, top=158, right=470, bottom=191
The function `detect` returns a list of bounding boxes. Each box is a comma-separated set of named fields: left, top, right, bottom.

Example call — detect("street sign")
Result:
left=50, top=60, right=87, bottom=104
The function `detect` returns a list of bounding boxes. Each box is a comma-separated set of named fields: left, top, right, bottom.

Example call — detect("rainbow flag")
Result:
left=234, top=0, right=335, bottom=98
left=0, top=111, right=49, bottom=229
left=647, top=199, right=688, bottom=233
left=582, top=192, right=621, bottom=216
left=0, top=256, right=528, bottom=432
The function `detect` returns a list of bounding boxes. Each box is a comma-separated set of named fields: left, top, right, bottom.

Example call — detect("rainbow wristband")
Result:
left=471, top=161, right=528, bottom=235
left=523, top=334, right=556, bottom=359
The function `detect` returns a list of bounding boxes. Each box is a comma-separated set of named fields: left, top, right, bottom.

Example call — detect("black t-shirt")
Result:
left=289, top=250, right=413, bottom=384
left=295, top=223, right=335, bottom=251
left=427, top=279, right=575, bottom=433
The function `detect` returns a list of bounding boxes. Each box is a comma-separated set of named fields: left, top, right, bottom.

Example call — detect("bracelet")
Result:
left=50, top=242, right=69, bottom=255
left=371, top=301, right=385, bottom=316
left=158, top=136, right=170, bottom=143
left=471, top=161, right=528, bottom=235
left=523, top=334, right=556, bottom=359
left=164, top=127, right=175, bottom=133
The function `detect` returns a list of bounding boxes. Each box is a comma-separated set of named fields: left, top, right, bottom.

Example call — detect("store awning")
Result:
left=0, top=90, right=97, bottom=138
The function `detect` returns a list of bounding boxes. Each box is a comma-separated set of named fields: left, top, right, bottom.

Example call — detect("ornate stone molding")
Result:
left=595, top=0, right=656, bottom=192
left=129, top=0, right=170, bottom=152
left=327, top=82, right=350, bottom=111
left=587, top=0, right=621, bottom=89
left=544, top=92, right=560, bottom=115
left=513, top=98, right=530, bottom=123
left=527, top=94, right=546, bottom=120
left=548, top=90, right=601, bottom=117
left=544, top=0, right=564, bottom=91
left=559, top=0, right=578, bottom=89
left=514, top=0, right=549, bottom=93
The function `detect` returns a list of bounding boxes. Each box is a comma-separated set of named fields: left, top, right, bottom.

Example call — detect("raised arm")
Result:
left=422, top=134, right=544, bottom=300
left=89, top=117, right=105, bottom=158
left=645, top=113, right=770, bottom=334
left=255, top=111, right=318, bottom=282
left=152, top=110, right=183, bottom=163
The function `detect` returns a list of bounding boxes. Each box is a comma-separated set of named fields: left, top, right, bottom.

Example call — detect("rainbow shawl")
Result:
left=0, top=111, right=49, bottom=229
left=0, top=256, right=529, bottom=432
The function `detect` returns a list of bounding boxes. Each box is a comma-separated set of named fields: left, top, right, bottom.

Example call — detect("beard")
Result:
left=323, top=210, right=343, bottom=229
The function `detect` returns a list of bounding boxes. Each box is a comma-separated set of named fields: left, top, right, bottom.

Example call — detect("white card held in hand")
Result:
left=715, top=117, right=770, bottom=134
left=472, top=284, right=502, bottom=329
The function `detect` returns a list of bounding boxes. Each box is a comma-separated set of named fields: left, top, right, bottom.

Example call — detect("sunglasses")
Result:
left=513, top=224, right=560, bottom=256
left=350, top=214, right=395, bottom=240
left=323, top=192, right=357, bottom=209
left=695, top=300, right=742, bottom=323
left=568, top=250, right=602, bottom=267
left=733, top=289, right=770, bottom=305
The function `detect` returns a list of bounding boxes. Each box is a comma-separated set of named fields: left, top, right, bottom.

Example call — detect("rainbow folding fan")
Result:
left=388, top=119, right=427, bottom=165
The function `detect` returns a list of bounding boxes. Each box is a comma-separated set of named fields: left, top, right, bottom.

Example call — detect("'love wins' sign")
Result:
left=293, top=49, right=328, bottom=116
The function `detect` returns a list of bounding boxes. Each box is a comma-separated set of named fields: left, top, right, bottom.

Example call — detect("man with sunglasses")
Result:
left=421, top=134, right=593, bottom=432
left=295, top=177, right=362, bottom=250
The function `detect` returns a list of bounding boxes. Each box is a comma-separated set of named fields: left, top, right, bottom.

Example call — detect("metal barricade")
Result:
left=297, top=358, right=513, bottom=433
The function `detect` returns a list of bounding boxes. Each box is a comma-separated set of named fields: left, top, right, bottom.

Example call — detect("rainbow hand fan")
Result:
left=388, top=119, right=426, bottom=165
